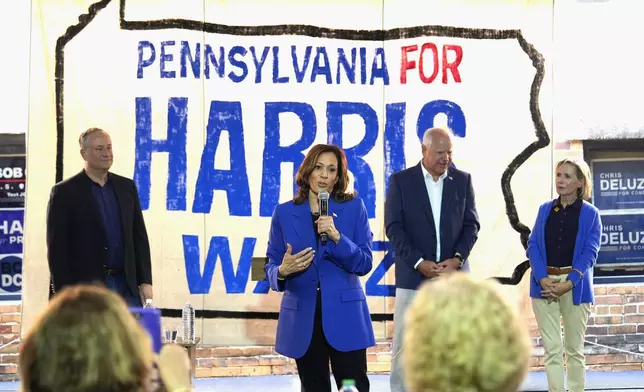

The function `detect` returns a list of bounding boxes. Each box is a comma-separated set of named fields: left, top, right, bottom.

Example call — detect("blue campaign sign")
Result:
left=0, top=209, right=24, bottom=255
left=592, top=159, right=644, bottom=211
left=598, top=213, right=644, bottom=266
left=0, top=255, right=22, bottom=294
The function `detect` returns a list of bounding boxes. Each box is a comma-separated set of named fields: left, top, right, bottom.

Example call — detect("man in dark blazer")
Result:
left=46, top=127, right=152, bottom=307
left=385, top=127, right=480, bottom=392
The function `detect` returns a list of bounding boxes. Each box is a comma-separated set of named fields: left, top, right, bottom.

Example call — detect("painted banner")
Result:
left=23, top=0, right=555, bottom=343
left=599, top=213, right=644, bottom=266
left=592, top=159, right=644, bottom=212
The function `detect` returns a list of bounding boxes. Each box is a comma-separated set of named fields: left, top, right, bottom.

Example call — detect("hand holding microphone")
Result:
left=316, top=190, right=340, bottom=244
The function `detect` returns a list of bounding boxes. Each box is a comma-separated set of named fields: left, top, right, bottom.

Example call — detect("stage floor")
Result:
left=2, top=371, right=643, bottom=391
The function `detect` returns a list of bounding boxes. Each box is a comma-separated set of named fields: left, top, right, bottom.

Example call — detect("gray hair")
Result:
left=78, top=128, right=106, bottom=150
left=422, top=127, right=453, bottom=147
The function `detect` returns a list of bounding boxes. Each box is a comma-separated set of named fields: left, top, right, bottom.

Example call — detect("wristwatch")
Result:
left=454, top=253, right=464, bottom=268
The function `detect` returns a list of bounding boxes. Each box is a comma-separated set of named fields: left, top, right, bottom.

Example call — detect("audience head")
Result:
left=20, top=284, right=154, bottom=392
left=403, top=273, right=531, bottom=392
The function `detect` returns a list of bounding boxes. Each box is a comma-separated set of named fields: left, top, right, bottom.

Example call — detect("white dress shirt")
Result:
left=414, top=163, right=448, bottom=269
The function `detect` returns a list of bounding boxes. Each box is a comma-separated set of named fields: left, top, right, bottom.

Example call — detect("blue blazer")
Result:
left=527, top=199, right=602, bottom=305
left=265, top=196, right=376, bottom=359
left=385, top=163, right=480, bottom=290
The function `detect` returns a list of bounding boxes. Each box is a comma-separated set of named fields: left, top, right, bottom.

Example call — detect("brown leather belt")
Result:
left=546, top=266, right=572, bottom=275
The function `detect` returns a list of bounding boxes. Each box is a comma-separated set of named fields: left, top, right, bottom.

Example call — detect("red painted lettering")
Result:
left=400, top=45, right=418, bottom=84
left=419, top=43, right=439, bottom=84
left=442, top=45, right=463, bottom=83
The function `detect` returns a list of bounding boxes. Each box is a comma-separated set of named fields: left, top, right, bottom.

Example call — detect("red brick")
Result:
left=240, top=365, right=272, bottom=376
left=0, top=315, right=20, bottom=324
left=211, top=347, right=243, bottom=357
left=0, top=365, right=16, bottom=374
left=259, top=356, right=286, bottom=366
left=586, top=354, right=627, bottom=365
left=639, top=304, right=644, bottom=313
left=607, top=286, right=638, bottom=295
left=529, top=357, right=545, bottom=367
left=227, top=357, right=259, bottom=367
left=611, top=364, right=643, bottom=371
left=624, top=315, right=644, bottom=324
left=368, top=362, right=390, bottom=373
left=367, top=342, right=391, bottom=353
left=587, top=364, right=612, bottom=371
left=624, top=294, right=644, bottom=304
left=0, top=355, right=18, bottom=365
left=0, top=340, right=19, bottom=354
left=195, top=368, right=212, bottom=378
left=197, top=358, right=226, bottom=368
left=595, top=296, right=622, bottom=305
left=607, top=325, right=637, bottom=334
left=211, top=367, right=242, bottom=377
left=585, top=326, right=608, bottom=335
left=0, top=326, right=11, bottom=334
left=0, top=306, right=21, bottom=313
left=593, top=316, right=623, bottom=325
left=271, top=364, right=298, bottom=375
left=638, top=325, right=644, bottom=334
left=594, top=287, right=607, bottom=296
left=241, top=347, right=274, bottom=356
left=624, top=305, right=638, bottom=314
left=196, top=347, right=212, bottom=358
left=609, top=305, right=624, bottom=315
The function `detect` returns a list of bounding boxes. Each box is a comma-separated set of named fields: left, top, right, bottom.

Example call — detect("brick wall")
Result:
left=0, top=304, right=20, bottom=381
left=1, top=285, right=642, bottom=380
left=192, top=286, right=644, bottom=377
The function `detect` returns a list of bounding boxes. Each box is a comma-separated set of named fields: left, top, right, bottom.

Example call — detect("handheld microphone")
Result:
left=318, top=190, right=330, bottom=244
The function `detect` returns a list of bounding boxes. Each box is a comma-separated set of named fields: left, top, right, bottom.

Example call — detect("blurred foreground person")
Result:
left=403, top=273, right=530, bottom=392
left=19, top=285, right=191, bottom=392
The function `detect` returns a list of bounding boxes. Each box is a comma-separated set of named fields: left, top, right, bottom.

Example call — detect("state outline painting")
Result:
left=52, top=0, right=549, bottom=319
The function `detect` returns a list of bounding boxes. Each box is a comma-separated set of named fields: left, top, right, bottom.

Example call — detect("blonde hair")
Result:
left=403, top=273, right=530, bottom=392
left=20, top=285, right=154, bottom=392
left=556, top=158, right=592, bottom=201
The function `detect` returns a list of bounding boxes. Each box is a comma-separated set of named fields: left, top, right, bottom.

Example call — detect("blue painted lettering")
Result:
left=193, top=101, right=251, bottom=215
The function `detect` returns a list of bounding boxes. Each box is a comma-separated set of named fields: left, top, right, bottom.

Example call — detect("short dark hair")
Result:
left=78, top=127, right=106, bottom=149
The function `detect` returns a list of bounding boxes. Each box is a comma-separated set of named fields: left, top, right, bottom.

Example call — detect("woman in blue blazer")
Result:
left=527, top=158, right=602, bottom=392
left=265, top=144, right=375, bottom=392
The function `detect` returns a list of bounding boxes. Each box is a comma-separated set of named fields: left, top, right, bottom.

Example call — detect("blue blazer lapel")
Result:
left=440, top=170, right=456, bottom=223
left=328, top=198, right=347, bottom=230
left=291, top=201, right=316, bottom=248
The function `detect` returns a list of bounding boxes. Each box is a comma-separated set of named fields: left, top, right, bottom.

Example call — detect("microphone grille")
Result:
left=318, top=190, right=330, bottom=200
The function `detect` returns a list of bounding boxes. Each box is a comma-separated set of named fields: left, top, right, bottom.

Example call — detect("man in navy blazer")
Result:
left=385, top=127, right=480, bottom=392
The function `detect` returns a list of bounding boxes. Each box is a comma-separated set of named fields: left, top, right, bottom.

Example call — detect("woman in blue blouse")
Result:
left=527, top=158, right=602, bottom=392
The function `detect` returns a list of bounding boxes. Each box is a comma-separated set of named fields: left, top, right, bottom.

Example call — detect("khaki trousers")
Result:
left=532, top=275, right=591, bottom=392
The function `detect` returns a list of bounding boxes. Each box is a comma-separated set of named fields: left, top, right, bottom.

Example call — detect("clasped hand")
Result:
left=540, top=277, right=573, bottom=303
left=417, top=258, right=461, bottom=278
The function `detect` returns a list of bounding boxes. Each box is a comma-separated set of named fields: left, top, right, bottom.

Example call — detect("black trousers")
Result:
left=296, top=290, right=370, bottom=392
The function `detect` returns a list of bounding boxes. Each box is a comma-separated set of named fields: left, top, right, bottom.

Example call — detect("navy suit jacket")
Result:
left=265, top=196, right=376, bottom=359
left=385, top=163, right=480, bottom=290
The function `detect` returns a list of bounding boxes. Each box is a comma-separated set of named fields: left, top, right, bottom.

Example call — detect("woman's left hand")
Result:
left=541, top=280, right=573, bottom=303
left=316, top=215, right=340, bottom=243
